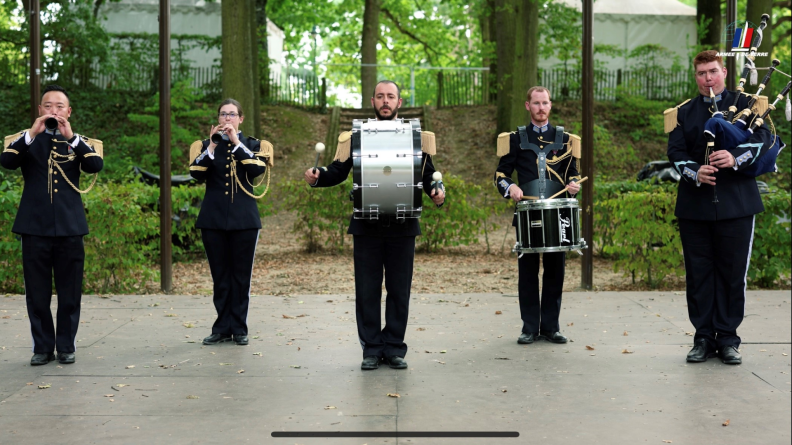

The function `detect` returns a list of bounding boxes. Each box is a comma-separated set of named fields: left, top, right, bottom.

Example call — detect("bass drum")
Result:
left=351, top=118, right=423, bottom=219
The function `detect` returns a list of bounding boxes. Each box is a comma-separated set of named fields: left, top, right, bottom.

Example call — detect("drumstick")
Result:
left=432, top=172, right=442, bottom=195
left=313, top=142, right=325, bottom=174
left=547, top=176, right=589, bottom=199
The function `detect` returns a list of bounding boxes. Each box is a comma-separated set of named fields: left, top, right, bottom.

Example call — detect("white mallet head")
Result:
left=432, top=172, right=442, bottom=182
left=315, top=142, right=326, bottom=153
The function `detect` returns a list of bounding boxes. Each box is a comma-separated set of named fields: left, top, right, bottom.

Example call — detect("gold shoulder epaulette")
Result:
left=566, top=133, right=581, bottom=158
left=421, top=131, right=436, bottom=156
left=663, top=99, right=691, bottom=133
left=4, top=130, right=28, bottom=149
left=257, top=140, right=274, bottom=167
left=81, top=136, right=104, bottom=158
left=334, top=131, right=352, bottom=162
left=190, top=140, right=203, bottom=163
left=496, top=132, right=513, bottom=157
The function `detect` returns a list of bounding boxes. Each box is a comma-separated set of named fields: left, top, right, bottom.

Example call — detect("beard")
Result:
left=530, top=110, right=549, bottom=124
left=374, top=105, right=398, bottom=121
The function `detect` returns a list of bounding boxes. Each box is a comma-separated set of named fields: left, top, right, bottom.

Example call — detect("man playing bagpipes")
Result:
left=665, top=49, right=788, bottom=366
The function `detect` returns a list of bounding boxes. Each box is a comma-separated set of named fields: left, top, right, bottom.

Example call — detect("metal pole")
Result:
left=581, top=0, right=594, bottom=290
left=726, top=0, right=737, bottom=91
left=29, top=0, right=40, bottom=124
left=159, top=0, right=172, bottom=292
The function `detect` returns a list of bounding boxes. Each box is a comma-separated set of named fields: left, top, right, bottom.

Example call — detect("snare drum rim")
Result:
left=516, top=197, right=580, bottom=211
left=515, top=243, right=586, bottom=254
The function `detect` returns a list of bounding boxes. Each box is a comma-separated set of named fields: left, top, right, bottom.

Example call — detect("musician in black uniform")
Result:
left=189, top=99, right=272, bottom=346
left=303, top=80, right=445, bottom=370
left=493, top=86, right=581, bottom=346
left=666, top=51, right=777, bottom=365
left=1, top=85, right=104, bottom=365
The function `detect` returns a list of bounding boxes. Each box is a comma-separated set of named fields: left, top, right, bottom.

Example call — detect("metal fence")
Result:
left=265, top=69, right=324, bottom=109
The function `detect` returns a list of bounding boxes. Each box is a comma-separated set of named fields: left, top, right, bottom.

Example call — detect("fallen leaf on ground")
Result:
left=501, top=389, right=507, bottom=393
left=622, top=349, right=634, bottom=354
left=440, top=350, right=447, bottom=353
left=586, top=345, right=595, bottom=350
left=324, top=406, right=337, bottom=410
left=38, top=384, right=51, bottom=389
left=663, top=441, right=672, bottom=444
left=783, top=353, right=788, bottom=356
left=251, top=336, right=260, bottom=339
left=282, top=314, right=296, bottom=319
left=186, top=395, right=199, bottom=399
left=623, top=331, right=629, bottom=336
left=104, top=394, right=114, bottom=397
left=296, top=314, right=308, bottom=318
left=219, top=363, right=234, bottom=366
left=116, top=384, right=128, bottom=388
left=182, top=323, right=194, bottom=328
left=495, top=311, right=502, bottom=315
left=416, top=327, right=426, bottom=331
left=164, top=314, right=177, bottom=317
left=237, top=369, right=245, bottom=374
left=387, top=393, right=400, bottom=398
left=722, top=420, right=730, bottom=426
left=567, top=322, right=574, bottom=326
left=759, top=349, right=767, bottom=352
left=290, top=365, right=301, bottom=368
left=125, top=365, right=135, bottom=369
left=252, top=352, right=263, bottom=356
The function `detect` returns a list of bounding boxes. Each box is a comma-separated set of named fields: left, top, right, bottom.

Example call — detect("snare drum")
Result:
left=513, top=198, right=587, bottom=254
left=351, top=119, right=423, bottom=219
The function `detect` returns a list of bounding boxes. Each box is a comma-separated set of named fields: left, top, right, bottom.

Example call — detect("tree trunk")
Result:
left=495, top=0, right=516, bottom=133
left=361, top=0, right=380, bottom=108
left=256, top=0, right=269, bottom=103
left=249, top=0, right=262, bottom=138
left=697, top=0, right=722, bottom=50
left=510, top=0, right=538, bottom=130
left=222, top=0, right=255, bottom=136
left=479, top=1, right=493, bottom=104
left=746, top=0, right=773, bottom=69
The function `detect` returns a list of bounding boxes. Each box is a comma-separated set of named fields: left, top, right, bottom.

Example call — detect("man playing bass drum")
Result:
left=303, top=80, right=445, bottom=371
left=493, top=86, right=582, bottom=346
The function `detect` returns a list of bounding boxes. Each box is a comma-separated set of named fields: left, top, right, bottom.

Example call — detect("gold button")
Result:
left=225, top=174, right=229, bottom=177
left=227, top=157, right=230, bottom=160
left=225, top=191, right=228, bottom=195
left=226, top=165, right=229, bottom=168
left=54, top=189, right=58, bottom=193
left=540, top=145, right=544, bottom=148
left=54, top=180, right=58, bottom=183
left=53, top=171, right=57, bottom=175
left=225, top=183, right=229, bottom=186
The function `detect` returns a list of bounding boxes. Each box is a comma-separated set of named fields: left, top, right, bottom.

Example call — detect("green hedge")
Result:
left=594, top=180, right=791, bottom=288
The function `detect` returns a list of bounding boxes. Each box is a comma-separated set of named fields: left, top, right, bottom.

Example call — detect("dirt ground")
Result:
left=167, top=210, right=683, bottom=296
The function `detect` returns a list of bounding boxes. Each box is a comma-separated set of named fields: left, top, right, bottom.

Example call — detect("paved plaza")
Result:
left=0, top=290, right=789, bottom=444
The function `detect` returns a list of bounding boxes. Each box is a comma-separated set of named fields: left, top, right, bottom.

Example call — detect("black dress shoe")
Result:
left=202, top=333, right=232, bottom=345
left=234, top=335, right=249, bottom=345
left=386, top=356, right=408, bottom=369
left=540, top=331, right=568, bottom=344
left=30, top=352, right=56, bottom=366
left=686, top=338, right=716, bottom=363
left=517, top=333, right=537, bottom=344
left=361, top=356, right=380, bottom=370
left=57, top=352, right=75, bottom=364
left=719, top=345, right=742, bottom=365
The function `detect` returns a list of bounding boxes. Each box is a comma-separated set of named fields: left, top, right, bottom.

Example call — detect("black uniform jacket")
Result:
left=1, top=130, right=103, bottom=236
left=189, top=134, right=268, bottom=231
left=314, top=152, right=441, bottom=237
left=494, top=123, right=580, bottom=226
left=667, top=90, right=776, bottom=221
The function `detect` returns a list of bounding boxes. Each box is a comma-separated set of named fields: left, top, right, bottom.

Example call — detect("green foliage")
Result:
left=612, top=89, right=674, bottom=144
left=750, top=191, right=792, bottom=288
left=563, top=121, right=642, bottom=181
left=119, top=80, right=213, bottom=175
left=281, top=177, right=353, bottom=253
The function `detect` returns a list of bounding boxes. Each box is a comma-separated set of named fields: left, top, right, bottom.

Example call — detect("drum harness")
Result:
left=517, top=125, right=573, bottom=199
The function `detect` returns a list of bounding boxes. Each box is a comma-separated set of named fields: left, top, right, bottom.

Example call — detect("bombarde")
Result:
left=749, top=80, right=792, bottom=132
left=739, top=59, right=781, bottom=122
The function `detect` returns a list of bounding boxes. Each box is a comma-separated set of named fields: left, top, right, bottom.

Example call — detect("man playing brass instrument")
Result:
left=1, top=84, right=104, bottom=366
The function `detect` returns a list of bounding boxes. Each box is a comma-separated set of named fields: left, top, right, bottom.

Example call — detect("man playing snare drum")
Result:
left=303, top=80, right=445, bottom=370
left=493, top=86, right=582, bottom=346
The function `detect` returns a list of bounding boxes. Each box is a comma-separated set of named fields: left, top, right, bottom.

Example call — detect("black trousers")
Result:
left=201, top=228, right=259, bottom=335
left=353, top=235, right=415, bottom=358
left=518, top=250, right=566, bottom=334
left=679, top=216, right=754, bottom=349
left=21, top=235, right=84, bottom=354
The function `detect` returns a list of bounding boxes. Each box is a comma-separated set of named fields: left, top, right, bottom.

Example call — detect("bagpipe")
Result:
left=704, top=13, right=791, bottom=179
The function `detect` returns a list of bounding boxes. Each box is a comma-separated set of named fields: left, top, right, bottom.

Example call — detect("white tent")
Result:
left=543, top=0, right=698, bottom=70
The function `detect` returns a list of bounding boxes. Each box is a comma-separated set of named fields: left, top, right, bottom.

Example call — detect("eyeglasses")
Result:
left=219, top=112, right=239, bottom=118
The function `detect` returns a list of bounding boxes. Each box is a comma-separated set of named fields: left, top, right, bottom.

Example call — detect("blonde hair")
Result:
left=526, top=86, right=551, bottom=102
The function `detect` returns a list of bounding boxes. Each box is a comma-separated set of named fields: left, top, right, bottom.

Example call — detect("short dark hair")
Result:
left=41, top=84, right=70, bottom=104
left=218, top=98, right=244, bottom=117
left=373, top=80, right=401, bottom=99
left=693, top=50, right=723, bottom=70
